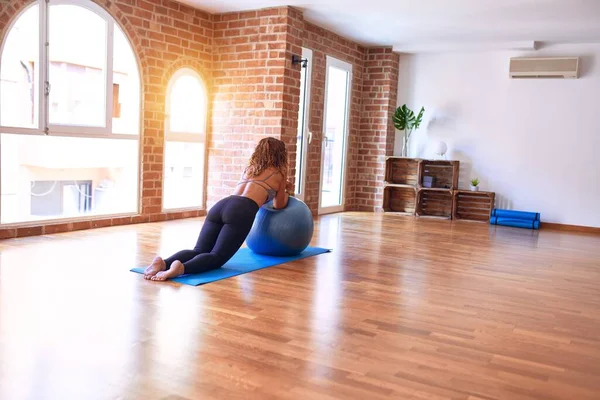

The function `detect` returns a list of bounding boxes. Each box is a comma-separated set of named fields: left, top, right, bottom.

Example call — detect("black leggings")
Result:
left=164, top=195, right=259, bottom=274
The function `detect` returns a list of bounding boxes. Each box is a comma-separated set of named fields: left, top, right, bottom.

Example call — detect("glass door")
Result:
left=319, top=56, right=352, bottom=214
left=294, top=48, right=312, bottom=201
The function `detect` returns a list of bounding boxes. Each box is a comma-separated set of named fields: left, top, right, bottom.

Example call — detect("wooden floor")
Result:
left=1, top=213, right=599, bottom=400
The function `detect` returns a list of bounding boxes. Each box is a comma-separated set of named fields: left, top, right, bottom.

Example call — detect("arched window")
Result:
left=163, top=68, right=208, bottom=210
left=0, top=1, right=140, bottom=224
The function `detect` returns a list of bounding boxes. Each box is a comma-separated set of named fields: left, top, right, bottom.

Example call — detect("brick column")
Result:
left=356, top=47, right=399, bottom=211
left=209, top=6, right=303, bottom=207
left=279, top=7, right=304, bottom=184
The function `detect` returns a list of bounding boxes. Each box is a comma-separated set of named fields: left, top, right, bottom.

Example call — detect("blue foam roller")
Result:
left=490, top=216, right=540, bottom=230
left=246, top=196, right=314, bottom=256
left=492, top=209, right=540, bottom=221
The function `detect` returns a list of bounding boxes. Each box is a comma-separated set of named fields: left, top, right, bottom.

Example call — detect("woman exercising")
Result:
left=143, top=137, right=292, bottom=281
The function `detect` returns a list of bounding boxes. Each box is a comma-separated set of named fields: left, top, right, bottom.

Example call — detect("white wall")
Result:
left=396, top=43, right=600, bottom=227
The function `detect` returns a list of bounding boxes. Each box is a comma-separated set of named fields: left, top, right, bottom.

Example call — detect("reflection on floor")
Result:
left=0, top=213, right=599, bottom=399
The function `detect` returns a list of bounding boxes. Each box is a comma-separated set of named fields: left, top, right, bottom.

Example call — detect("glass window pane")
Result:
left=0, top=5, right=40, bottom=129
left=163, top=141, right=204, bottom=209
left=48, top=5, right=107, bottom=127
left=112, top=25, right=140, bottom=135
left=321, top=66, right=350, bottom=208
left=1, top=134, right=138, bottom=224
left=168, top=72, right=206, bottom=134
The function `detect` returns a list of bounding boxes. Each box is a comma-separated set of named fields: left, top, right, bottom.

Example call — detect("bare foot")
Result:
left=151, top=260, right=185, bottom=281
left=143, top=257, right=166, bottom=280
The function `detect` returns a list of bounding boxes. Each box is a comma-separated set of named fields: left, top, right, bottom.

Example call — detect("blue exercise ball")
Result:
left=246, top=197, right=314, bottom=256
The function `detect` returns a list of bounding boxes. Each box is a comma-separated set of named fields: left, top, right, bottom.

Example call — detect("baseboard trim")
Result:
left=0, top=209, right=207, bottom=240
left=542, top=222, right=600, bottom=234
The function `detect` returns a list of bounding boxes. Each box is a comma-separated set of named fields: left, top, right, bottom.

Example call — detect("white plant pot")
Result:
left=470, top=185, right=479, bottom=192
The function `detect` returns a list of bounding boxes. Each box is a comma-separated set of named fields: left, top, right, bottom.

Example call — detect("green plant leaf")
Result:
left=393, top=105, right=409, bottom=130
left=470, top=178, right=480, bottom=186
left=413, top=107, right=425, bottom=130
left=393, top=104, right=423, bottom=131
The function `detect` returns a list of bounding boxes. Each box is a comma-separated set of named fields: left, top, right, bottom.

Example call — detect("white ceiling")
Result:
left=178, top=0, right=600, bottom=52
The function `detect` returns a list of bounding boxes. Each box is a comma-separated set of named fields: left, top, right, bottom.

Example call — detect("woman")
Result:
left=143, top=137, right=292, bottom=281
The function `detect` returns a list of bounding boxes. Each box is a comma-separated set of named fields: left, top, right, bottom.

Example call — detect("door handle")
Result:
left=308, top=131, right=313, bottom=144
left=323, top=134, right=328, bottom=147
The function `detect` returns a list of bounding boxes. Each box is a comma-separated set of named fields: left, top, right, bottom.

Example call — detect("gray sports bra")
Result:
left=237, top=170, right=279, bottom=203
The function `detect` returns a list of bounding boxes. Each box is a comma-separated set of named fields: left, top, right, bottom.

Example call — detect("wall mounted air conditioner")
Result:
left=509, top=57, right=579, bottom=79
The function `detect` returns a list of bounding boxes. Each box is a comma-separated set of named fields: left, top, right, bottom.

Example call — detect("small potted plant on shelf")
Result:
left=470, top=178, right=480, bottom=192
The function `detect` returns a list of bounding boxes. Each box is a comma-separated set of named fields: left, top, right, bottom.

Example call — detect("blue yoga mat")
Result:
left=492, top=209, right=540, bottom=221
left=130, top=246, right=331, bottom=286
left=490, top=216, right=540, bottom=230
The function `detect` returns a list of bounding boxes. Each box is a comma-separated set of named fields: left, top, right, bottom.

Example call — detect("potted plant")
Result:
left=393, top=104, right=424, bottom=157
left=470, top=178, right=480, bottom=192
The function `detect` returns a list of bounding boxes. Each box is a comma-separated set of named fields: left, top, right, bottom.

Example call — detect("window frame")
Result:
left=164, top=67, right=208, bottom=144
left=318, top=56, right=353, bottom=215
left=0, top=1, right=45, bottom=135
left=162, top=67, right=208, bottom=211
left=46, top=0, right=114, bottom=135
left=0, top=0, right=140, bottom=139
left=0, top=0, right=142, bottom=227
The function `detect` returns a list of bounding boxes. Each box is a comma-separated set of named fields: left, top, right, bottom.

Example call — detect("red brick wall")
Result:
left=0, top=0, right=213, bottom=238
left=0, top=1, right=400, bottom=239
left=302, top=22, right=366, bottom=213
left=208, top=12, right=373, bottom=214
left=208, top=6, right=303, bottom=207
left=356, top=47, right=400, bottom=211
left=209, top=13, right=370, bottom=213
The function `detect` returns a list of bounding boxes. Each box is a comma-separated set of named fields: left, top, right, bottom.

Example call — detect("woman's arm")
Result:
left=285, top=179, right=294, bottom=193
left=273, top=171, right=290, bottom=209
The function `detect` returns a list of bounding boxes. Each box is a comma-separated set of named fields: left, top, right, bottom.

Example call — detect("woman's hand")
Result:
left=274, top=177, right=291, bottom=209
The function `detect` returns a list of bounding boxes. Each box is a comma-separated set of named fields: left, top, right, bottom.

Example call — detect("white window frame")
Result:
left=162, top=67, right=208, bottom=211
left=0, top=0, right=142, bottom=226
left=47, top=0, right=114, bottom=136
left=0, top=1, right=46, bottom=136
left=295, top=47, right=313, bottom=202
left=0, top=0, right=139, bottom=140
left=318, top=56, right=353, bottom=215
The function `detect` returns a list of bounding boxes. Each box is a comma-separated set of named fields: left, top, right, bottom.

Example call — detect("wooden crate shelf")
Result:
left=384, top=157, right=419, bottom=187
left=382, top=157, right=478, bottom=221
left=418, top=160, right=459, bottom=190
left=383, top=186, right=417, bottom=215
left=416, top=188, right=453, bottom=219
left=453, top=190, right=495, bottom=222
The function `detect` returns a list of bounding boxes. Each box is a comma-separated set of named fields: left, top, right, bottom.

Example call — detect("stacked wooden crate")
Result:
left=382, top=158, right=419, bottom=215
left=415, top=160, right=459, bottom=219
left=452, top=191, right=496, bottom=221
left=383, top=156, right=495, bottom=222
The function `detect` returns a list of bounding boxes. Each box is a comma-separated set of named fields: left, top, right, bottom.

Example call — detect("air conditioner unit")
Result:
left=509, top=57, right=579, bottom=79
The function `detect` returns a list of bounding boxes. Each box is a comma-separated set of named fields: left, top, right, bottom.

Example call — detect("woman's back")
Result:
left=234, top=167, right=283, bottom=207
